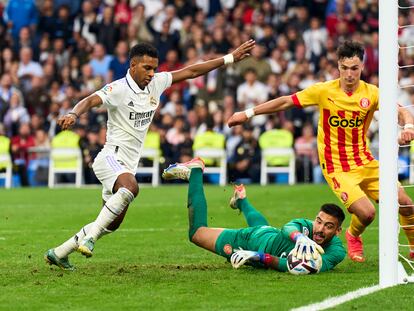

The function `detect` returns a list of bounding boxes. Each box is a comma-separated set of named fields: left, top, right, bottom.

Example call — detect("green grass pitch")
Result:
left=1, top=184, right=413, bottom=310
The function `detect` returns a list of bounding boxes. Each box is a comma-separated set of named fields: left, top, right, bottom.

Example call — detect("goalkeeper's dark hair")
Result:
left=129, top=42, right=158, bottom=60
left=336, top=41, right=364, bottom=61
left=320, top=203, right=345, bottom=226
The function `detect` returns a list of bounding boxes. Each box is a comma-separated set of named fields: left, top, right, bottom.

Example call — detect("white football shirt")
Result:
left=95, top=69, right=172, bottom=170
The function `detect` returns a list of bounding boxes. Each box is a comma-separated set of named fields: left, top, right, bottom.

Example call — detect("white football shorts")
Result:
left=92, top=145, right=135, bottom=201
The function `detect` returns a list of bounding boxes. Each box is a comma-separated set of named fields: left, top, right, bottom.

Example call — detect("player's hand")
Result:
left=57, top=113, right=77, bottom=130
left=231, top=39, right=255, bottom=63
left=292, top=234, right=325, bottom=261
left=227, top=111, right=249, bottom=128
left=399, top=128, right=414, bottom=145
left=230, top=248, right=261, bottom=269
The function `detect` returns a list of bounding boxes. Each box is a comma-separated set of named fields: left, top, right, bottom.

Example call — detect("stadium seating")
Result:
left=193, top=131, right=227, bottom=185
left=136, top=130, right=161, bottom=186
left=0, top=135, right=12, bottom=188
left=48, top=131, right=83, bottom=188
left=259, top=129, right=296, bottom=185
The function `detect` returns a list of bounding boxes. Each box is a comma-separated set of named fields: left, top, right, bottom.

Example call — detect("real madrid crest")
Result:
left=149, top=96, right=157, bottom=107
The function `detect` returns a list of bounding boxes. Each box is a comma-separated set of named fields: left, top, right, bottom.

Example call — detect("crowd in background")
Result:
left=0, top=0, right=412, bottom=186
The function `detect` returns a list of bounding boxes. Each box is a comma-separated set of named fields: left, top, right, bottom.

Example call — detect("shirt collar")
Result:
left=126, top=69, right=148, bottom=94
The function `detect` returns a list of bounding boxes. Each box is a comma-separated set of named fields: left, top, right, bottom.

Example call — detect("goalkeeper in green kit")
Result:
left=162, top=157, right=346, bottom=273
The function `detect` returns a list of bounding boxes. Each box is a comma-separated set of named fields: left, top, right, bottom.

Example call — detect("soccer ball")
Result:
left=287, top=251, right=322, bottom=275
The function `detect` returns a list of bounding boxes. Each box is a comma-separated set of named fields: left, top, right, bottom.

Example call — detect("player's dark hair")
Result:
left=129, top=42, right=158, bottom=60
left=320, top=203, right=345, bottom=226
left=336, top=41, right=364, bottom=61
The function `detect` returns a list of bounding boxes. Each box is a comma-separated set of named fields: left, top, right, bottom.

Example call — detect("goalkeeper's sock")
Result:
left=400, top=214, right=414, bottom=251
left=237, top=198, right=269, bottom=227
left=187, top=168, right=207, bottom=240
left=349, top=214, right=366, bottom=237
left=83, top=187, right=134, bottom=241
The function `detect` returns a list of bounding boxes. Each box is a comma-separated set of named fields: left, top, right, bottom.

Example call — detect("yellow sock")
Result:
left=400, top=214, right=414, bottom=250
left=349, top=214, right=366, bottom=237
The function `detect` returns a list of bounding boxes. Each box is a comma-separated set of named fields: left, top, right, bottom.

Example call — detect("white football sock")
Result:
left=83, top=187, right=134, bottom=241
left=54, top=223, right=94, bottom=258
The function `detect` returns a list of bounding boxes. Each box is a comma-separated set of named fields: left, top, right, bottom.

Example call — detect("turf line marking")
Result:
left=290, top=284, right=382, bottom=311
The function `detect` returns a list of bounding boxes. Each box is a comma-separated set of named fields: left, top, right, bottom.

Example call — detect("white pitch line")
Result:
left=290, top=284, right=382, bottom=311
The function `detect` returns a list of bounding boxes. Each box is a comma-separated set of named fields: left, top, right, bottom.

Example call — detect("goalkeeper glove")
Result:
left=291, top=232, right=324, bottom=261
left=230, top=248, right=273, bottom=269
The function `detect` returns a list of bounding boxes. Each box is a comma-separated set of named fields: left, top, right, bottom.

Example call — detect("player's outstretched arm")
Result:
left=170, top=39, right=256, bottom=84
left=57, top=94, right=103, bottom=130
left=227, top=95, right=295, bottom=127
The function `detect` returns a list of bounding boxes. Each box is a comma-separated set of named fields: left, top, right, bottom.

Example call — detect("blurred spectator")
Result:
left=89, top=43, right=113, bottom=80
left=236, top=68, right=268, bottom=127
left=294, top=122, right=320, bottom=183
left=90, top=6, right=119, bottom=55
left=158, top=49, right=186, bottom=98
left=228, top=123, right=260, bottom=184
left=73, top=0, right=97, bottom=45
left=1, top=47, right=16, bottom=74
left=302, top=17, right=327, bottom=66
left=161, top=90, right=186, bottom=117
left=17, top=47, right=44, bottom=91
left=37, top=0, right=55, bottom=40
left=0, top=73, right=24, bottom=119
left=4, top=0, right=38, bottom=42
left=130, top=3, right=153, bottom=43
left=11, top=122, right=35, bottom=186
left=107, top=40, right=129, bottom=82
left=237, top=44, right=272, bottom=82
left=3, top=92, right=30, bottom=137
left=53, top=5, right=74, bottom=44
left=28, top=127, right=50, bottom=186
left=24, top=76, right=51, bottom=117
left=146, top=17, right=180, bottom=63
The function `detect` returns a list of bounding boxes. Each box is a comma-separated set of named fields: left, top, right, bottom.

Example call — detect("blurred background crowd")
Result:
left=0, top=0, right=413, bottom=187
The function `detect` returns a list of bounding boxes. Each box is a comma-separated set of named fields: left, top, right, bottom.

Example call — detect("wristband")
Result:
left=245, top=108, right=255, bottom=119
left=404, top=123, right=414, bottom=130
left=259, top=253, right=273, bottom=266
left=68, top=111, right=79, bottom=118
left=223, top=53, right=234, bottom=65
left=290, top=231, right=302, bottom=242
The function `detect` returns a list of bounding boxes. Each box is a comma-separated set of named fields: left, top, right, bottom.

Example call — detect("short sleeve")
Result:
left=292, top=83, right=323, bottom=108
left=153, top=72, right=172, bottom=95
left=94, top=81, right=126, bottom=109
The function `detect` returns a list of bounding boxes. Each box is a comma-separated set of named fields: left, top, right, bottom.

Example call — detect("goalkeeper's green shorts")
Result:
left=215, top=225, right=280, bottom=259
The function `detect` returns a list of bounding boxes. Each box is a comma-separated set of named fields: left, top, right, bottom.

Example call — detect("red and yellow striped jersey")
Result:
left=291, top=79, right=379, bottom=174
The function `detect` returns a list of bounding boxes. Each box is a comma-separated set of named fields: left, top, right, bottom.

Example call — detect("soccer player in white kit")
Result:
left=45, top=40, right=256, bottom=270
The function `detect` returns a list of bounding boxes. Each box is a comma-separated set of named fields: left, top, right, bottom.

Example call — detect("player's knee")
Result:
left=189, top=227, right=204, bottom=244
left=122, top=182, right=139, bottom=198
left=361, top=210, right=376, bottom=224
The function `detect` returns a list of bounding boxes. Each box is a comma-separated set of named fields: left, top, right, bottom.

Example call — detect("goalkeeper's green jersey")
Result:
left=216, top=218, right=345, bottom=272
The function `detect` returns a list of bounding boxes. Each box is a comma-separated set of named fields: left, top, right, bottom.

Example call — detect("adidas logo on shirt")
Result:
left=128, top=101, right=134, bottom=107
